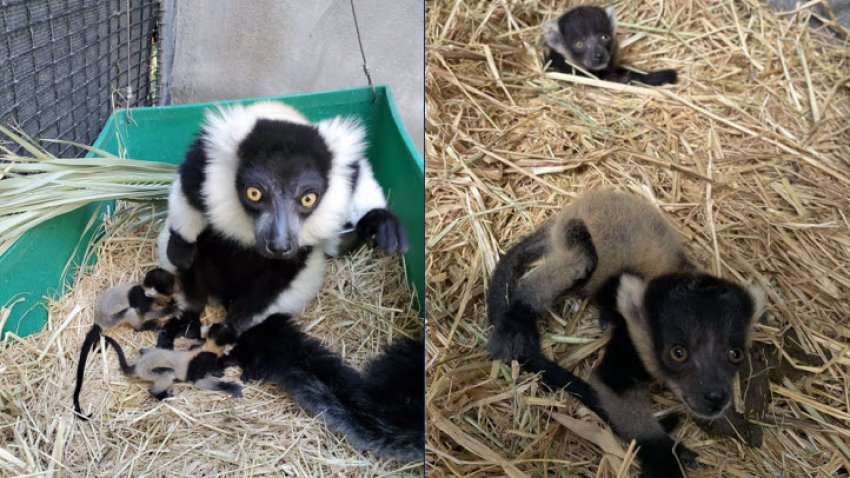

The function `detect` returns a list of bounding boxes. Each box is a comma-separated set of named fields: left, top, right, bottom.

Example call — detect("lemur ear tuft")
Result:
left=605, top=6, right=618, bottom=31
left=746, top=282, right=767, bottom=323
left=541, top=21, right=568, bottom=56
left=617, top=273, right=648, bottom=330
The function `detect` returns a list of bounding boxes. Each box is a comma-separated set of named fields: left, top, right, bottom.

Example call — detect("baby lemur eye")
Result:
left=300, top=192, right=318, bottom=208
left=728, top=348, right=743, bottom=364
left=669, top=345, right=688, bottom=363
left=246, top=186, right=263, bottom=202
left=600, top=34, right=611, bottom=42
left=574, top=40, right=585, bottom=49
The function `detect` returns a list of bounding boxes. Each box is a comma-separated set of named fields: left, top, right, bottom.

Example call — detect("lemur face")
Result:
left=543, top=6, right=617, bottom=71
left=643, top=275, right=758, bottom=419
left=235, top=119, right=332, bottom=259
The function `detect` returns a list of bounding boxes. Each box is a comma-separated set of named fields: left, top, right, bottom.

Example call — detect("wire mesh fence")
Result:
left=0, top=0, right=159, bottom=157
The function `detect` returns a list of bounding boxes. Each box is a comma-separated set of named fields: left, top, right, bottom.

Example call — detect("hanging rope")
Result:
left=349, top=0, right=376, bottom=102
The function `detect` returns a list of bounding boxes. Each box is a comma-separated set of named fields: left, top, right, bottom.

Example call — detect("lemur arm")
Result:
left=543, top=49, right=677, bottom=87
left=589, top=327, right=698, bottom=478
left=599, top=67, right=678, bottom=86
left=160, top=177, right=207, bottom=271
left=349, top=158, right=409, bottom=254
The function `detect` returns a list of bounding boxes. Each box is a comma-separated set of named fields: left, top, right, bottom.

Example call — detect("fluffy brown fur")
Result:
left=486, top=189, right=766, bottom=478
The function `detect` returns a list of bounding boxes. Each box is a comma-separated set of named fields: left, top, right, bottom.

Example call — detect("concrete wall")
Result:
left=162, top=0, right=424, bottom=154
left=766, top=0, right=850, bottom=29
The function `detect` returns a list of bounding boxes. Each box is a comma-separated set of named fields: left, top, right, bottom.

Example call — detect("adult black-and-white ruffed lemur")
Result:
left=156, top=100, right=409, bottom=345
left=152, top=100, right=422, bottom=463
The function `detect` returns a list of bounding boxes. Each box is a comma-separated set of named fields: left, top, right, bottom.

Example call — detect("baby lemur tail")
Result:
left=73, top=324, right=102, bottom=419
left=100, top=335, right=136, bottom=376
left=486, top=223, right=608, bottom=420
left=231, top=315, right=424, bottom=463
left=73, top=329, right=137, bottom=419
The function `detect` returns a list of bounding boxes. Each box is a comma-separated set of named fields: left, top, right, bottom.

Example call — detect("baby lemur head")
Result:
left=142, top=268, right=178, bottom=299
left=542, top=5, right=617, bottom=71
left=617, top=273, right=765, bottom=419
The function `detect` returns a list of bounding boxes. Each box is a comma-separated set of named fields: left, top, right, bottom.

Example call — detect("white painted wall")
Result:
left=162, top=0, right=424, bottom=154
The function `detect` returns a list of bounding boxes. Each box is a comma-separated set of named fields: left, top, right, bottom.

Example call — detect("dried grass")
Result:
left=0, top=212, right=422, bottom=477
left=425, top=0, right=850, bottom=476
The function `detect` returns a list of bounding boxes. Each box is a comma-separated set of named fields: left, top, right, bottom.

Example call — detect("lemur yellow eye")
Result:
left=669, top=345, right=689, bottom=363
left=728, top=348, right=744, bottom=364
left=574, top=41, right=584, bottom=49
left=246, top=186, right=263, bottom=202
left=600, top=34, right=611, bottom=42
left=300, top=192, right=317, bottom=208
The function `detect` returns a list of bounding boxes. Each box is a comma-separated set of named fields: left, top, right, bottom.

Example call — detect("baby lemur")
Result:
left=105, top=327, right=241, bottom=401
left=74, top=323, right=241, bottom=419
left=542, top=5, right=678, bottom=86
left=487, top=190, right=765, bottom=478
left=73, top=268, right=178, bottom=417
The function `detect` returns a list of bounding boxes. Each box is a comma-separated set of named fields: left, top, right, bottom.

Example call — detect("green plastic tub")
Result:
left=0, top=85, right=424, bottom=338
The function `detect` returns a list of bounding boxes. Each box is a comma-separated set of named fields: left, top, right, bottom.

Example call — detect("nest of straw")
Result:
left=0, top=212, right=422, bottom=476
left=426, top=0, right=849, bottom=476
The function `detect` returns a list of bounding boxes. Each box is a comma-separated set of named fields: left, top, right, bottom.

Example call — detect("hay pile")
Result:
left=426, top=0, right=849, bottom=476
left=0, top=216, right=422, bottom=476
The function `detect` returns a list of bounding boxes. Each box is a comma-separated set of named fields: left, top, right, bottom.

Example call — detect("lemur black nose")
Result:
left=267, top=242, right=294, bottom=257
left=593, top=51, right=606, bottom=61
left=703, top=390, right=728, bottom=407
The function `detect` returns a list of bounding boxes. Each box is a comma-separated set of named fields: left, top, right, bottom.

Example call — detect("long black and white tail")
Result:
left=230, top=314, right=424, bottom=463
left=485, top=225, right=608, bottom=420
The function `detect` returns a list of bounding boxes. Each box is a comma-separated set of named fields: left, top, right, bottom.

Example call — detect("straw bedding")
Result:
left=426, top=0, right=849, bottom=476
left=0, top=216, right=422, bottom=477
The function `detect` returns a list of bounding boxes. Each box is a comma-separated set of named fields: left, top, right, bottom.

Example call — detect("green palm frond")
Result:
left=0, top=125, right=176, bottom=255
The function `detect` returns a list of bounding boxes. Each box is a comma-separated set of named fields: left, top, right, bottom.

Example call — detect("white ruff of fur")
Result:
left=299, top=116, right=372, bottom=247
left=617, top=274, right=662, bottom=379
left=251, top=247, right=327, bottom=328
left=158, top=176, right=209, bottom=272
left=201, top=102, right=310, bottom=246
left=156, top=227, right=176, bottom=273
left=348, top=158, right=387, bottom=225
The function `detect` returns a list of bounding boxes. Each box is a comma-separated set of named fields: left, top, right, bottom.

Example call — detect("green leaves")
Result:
left=0, top=125, right=176, bottom=255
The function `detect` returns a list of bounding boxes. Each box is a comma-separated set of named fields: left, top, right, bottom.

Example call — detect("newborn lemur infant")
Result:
left=487, top=190, right=765, bottom=477
left=543, top=5, right=678, bottom=86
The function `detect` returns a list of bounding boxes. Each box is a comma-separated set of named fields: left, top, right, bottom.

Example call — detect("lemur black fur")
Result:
left=224, top=314, right=424, bottom=463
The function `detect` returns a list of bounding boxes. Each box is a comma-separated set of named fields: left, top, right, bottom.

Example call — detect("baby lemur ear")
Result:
left=746, top=282, right=767, bottom=323
left=617, top=273, right=648, bottom=330
left=541, top=21, right=568, bottom=57
left=605, top=6, right=618, bottom=31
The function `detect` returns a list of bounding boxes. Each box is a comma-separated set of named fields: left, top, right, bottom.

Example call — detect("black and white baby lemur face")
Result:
left=234, top=119, right=332, bottom=258
left=619, top=273, right=762, bottom=419
left=543, top=5, right=617, bottom=71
